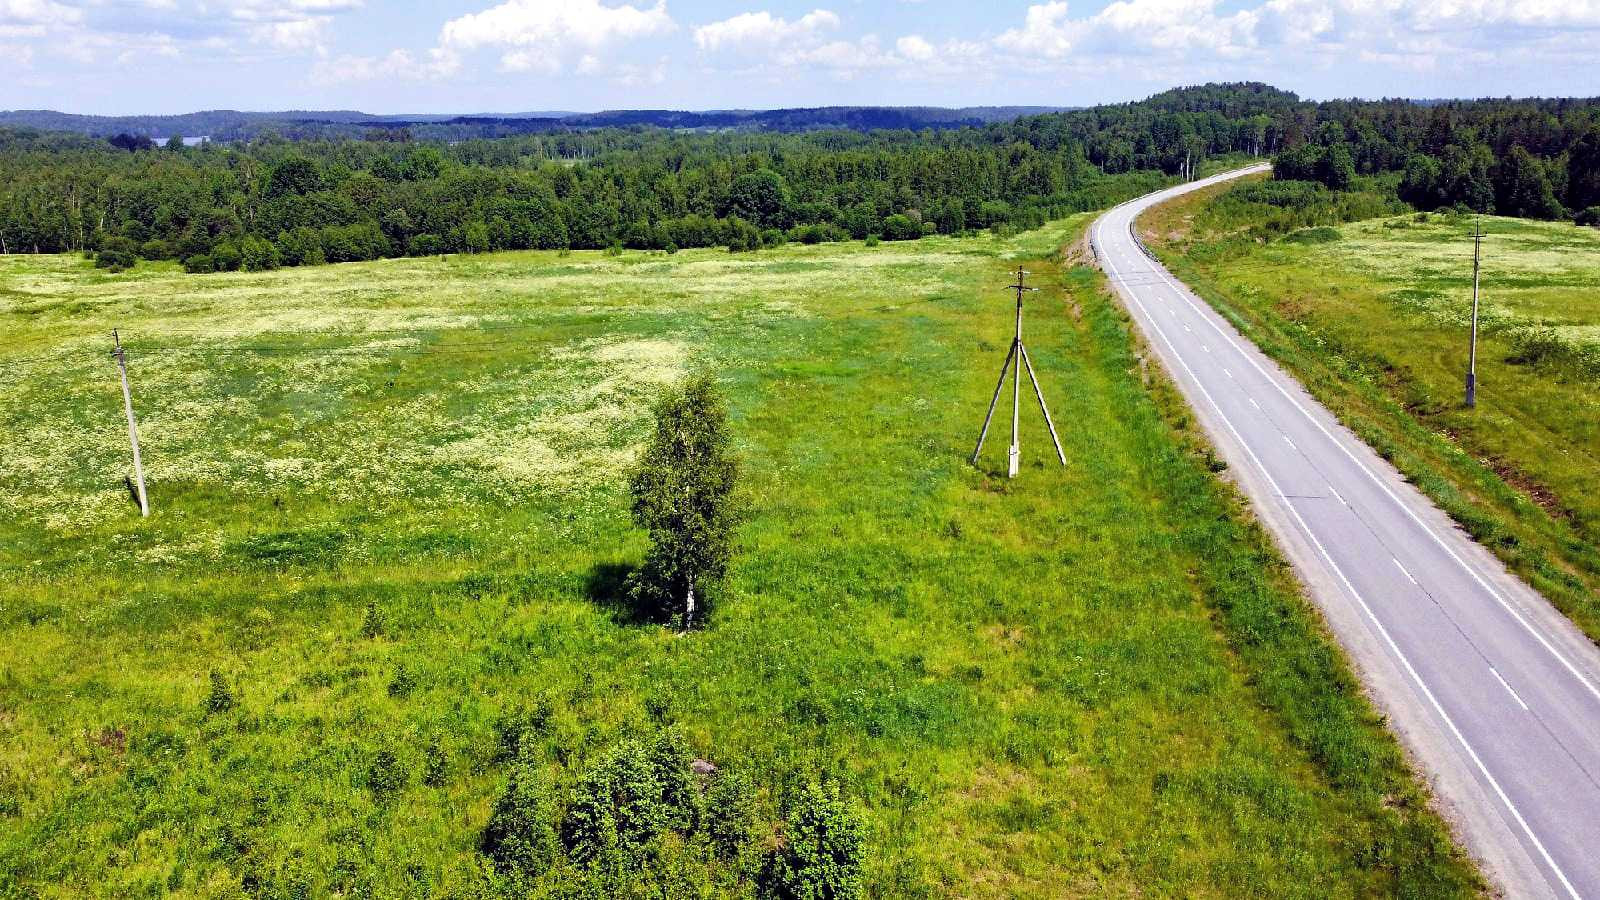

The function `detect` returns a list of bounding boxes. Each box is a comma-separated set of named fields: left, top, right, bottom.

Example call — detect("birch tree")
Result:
left=626, top=374, right=739, bottom=630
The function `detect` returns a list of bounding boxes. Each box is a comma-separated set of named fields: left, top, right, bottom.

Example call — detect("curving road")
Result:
left=1092, top=166, right=1600, bottom=898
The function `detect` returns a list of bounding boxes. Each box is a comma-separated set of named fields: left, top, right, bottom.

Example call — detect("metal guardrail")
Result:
left=1129, top=221, right=1159, bottom=262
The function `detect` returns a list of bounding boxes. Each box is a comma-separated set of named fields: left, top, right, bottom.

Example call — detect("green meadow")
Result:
left=1143, top=179, right=1600, bottom=643
left=0, top=224, right=1475, bottom=896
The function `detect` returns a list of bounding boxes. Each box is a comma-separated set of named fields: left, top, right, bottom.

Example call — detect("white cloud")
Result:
left=440, top=0, right=674, bottom=74
left=6, top=0, right=1600, bottom=104
left=441, top=0, right=673, bottom=49
left=994, top=1, right=1077, bottom=57
left=692, top=9, right=839, bottom=52
left=310, top=46, right=460, bottom=84
left=692, top=9, right=959, bottom=79
left=895, top=34, right=935, bottom=62
left=781, top=36, right=898, bottom=72
left=0, top=0, right=370, bottom=78
left=0, top=0, right=79, bottom=22
left=0, top=0, right=80, bottom=36
left=253, top=17, right=330, bottom=51
left=224, top=0, right=363, bottom=24
left=0, top=41, right=33, bottom=65
left=995, top=0, right=1600, bottom=72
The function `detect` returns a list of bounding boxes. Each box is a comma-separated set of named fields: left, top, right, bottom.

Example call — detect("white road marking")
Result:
left=1223, top=368, right=1233, bottom=379
left=1283, top=435, right=1297, bottom=451
left=1201, top=344, right=1210, bottom=353
left=1491, top=667, right=1531, bottom=711
left=1101, top=222, right=1583, bottom=900
left=1329, top=485, right=1347, bottom=506
left=1248, top=397, right=1261, bottom=410
left=1394, top=557, right=1419, bottom=585
left=1133, top=218, right=1600, bottom=708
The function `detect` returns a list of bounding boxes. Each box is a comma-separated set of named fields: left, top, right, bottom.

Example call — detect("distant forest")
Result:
left=1, top=83, right=1597, bottom=273
left=0, top=105, right=1069, bottom=142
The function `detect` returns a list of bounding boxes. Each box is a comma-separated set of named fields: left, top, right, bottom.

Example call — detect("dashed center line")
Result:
left=1283, top=435, right=1297, bottom=451
left=1491, top=667, right=1531, bottom=712
left=1248, top=397, right=1261, bottom=410
left=1393, top=557, right=1419, bottom=585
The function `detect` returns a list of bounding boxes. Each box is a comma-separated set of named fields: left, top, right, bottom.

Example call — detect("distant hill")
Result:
left=0, top=105, right=1068, bottom=142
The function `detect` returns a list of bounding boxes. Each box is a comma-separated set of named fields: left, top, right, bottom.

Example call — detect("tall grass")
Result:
left=0, top=224, right=1476, bottom=896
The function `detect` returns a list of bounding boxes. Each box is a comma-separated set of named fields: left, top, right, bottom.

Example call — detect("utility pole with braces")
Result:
left=971, top=267, right=1067, bottom=477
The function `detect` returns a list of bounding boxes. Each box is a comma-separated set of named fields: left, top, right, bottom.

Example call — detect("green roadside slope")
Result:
left=1142, top=176, right=1600, bottom=646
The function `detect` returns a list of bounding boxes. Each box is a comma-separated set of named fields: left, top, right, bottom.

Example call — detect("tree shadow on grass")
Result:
left=585, top=561, right=656, bottom=626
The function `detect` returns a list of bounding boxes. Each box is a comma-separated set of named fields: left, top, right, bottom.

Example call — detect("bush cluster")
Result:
left=478, top=724, right=865, bottom=897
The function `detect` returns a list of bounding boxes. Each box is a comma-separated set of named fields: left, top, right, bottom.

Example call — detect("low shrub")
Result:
left=705, top=770, right=756, bottom=860
left=758, top=781, right=866, bottom=900
left=1507, top=327, right=1600, bottom=378
left=365, top=749, right=407, bottom=799
left=204, top=671, right=235, bottom=714
left=725, top=218, right=761, bottom=252
left=211, top=241, right=242, bottom=272
left=359, top=601, right=384, bottom=638
left=562, top=736, right=673, bottom=866
left=650, top=728, right=700, bottom=833
left=788, top=223, right=847, bottom=245
left=386, top=664, right=416, bottom=698
left=1282, top=226, right=1342, bottom=244
left=495, top=699, right=554, bottom=762
left=881, top=214, right=921, bottom=241
left=422, top=738, right=449, bottom=787
left=95, top=249, right=136, bottom=271
left=482, top=759, right=559, bottom=877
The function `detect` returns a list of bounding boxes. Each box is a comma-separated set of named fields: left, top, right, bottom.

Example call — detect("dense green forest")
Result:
left=1, top=83, right=1597, bottom=273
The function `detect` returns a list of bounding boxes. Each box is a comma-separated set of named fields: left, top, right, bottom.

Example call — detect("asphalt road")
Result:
left=1092, top=166, right=1600, bottom=899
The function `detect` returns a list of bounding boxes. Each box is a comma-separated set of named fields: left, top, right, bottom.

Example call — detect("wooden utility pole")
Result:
left=1465, top=216, right=1482, bottom=408
left=113, top=329, right=150, bottom=516
left=972, top=267, right=1067, bottom=478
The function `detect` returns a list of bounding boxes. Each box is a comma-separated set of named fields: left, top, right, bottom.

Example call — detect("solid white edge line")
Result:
left=1129, top=195, right=1600, bottom=710
left=1096, top=212, right=1583, bottom=900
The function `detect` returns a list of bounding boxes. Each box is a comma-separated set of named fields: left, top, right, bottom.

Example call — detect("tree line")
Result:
left=0, top=120, right=1163, bottom=271
left=1262, top=97, right=1600, bottom=220
left=2, top=83, right=1597, bottom=272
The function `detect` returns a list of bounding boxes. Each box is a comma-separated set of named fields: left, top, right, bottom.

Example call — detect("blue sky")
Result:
left=2, top=0, right=1598, bottom=115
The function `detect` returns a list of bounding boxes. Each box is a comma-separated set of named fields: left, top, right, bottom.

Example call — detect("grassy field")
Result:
left=1142, top=178, right=1600, bottom=644
left=0, top=224, right=1477, bottom=896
